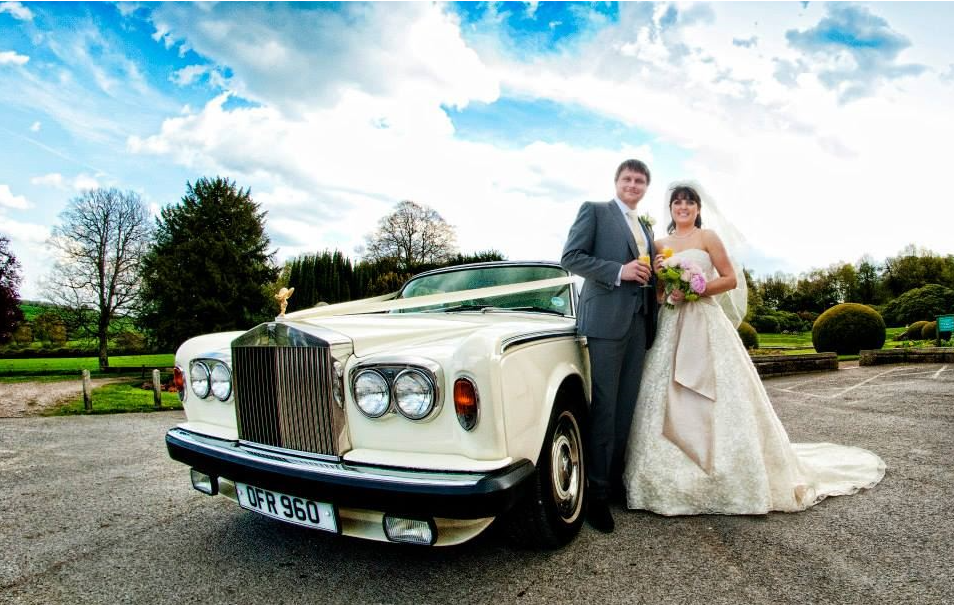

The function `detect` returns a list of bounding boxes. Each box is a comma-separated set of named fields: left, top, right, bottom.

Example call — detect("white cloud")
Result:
left=73, top=174, right=101, bottom=191
left=0, top=184, right=30, bottom=209
left=129, top=84, right=654, bottom=265
left=170, top=64, right=208, bottom=86
left=0, top=1, right=32, bottom=21
left=30, top=173, right=65, bottom=189
left=0, top=50, right=29, bottom=66
left=455, top=2, right=954, bottom=273
left=29, top=120, right=40, bottom=132
left=525, top=1, right=540, bottom=20
left=30, top=172, right=101, bottom=192
left=0, top=17, right=181, bottom=146
left=112, top=2, right=954, bottom=277
left=148, top=2, right=500, bottom=114
left=0, top=215, right=51, bottom=300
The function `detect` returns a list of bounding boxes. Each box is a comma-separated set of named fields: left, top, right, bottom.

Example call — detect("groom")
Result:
left=561, top=158, right=658, bottom=533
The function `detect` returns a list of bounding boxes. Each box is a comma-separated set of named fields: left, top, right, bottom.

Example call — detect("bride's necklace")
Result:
left=671, top=226, right=698, bottom=239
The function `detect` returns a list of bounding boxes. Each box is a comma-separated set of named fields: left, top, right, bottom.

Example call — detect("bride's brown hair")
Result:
left=667, top=185, right=703, bottom=234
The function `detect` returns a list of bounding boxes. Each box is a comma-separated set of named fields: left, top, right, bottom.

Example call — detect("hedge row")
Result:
left=0, top=347, right=160, bottom=359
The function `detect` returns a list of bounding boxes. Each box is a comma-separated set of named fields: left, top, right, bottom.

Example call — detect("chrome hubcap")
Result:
left=549, top=410, right=583, bottom=522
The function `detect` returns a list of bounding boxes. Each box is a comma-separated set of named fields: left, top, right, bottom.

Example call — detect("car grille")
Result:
left=231, top=345, right=339, bottom=457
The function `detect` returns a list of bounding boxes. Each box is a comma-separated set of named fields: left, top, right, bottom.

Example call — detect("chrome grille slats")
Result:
left=232, top=340, right=337, bottom=457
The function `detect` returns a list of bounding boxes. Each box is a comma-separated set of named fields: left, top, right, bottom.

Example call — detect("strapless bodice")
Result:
left=670, top=248, right=715, bottom=279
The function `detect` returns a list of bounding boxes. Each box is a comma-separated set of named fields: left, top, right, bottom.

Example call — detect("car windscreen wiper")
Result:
left=429, top=304, right=494, bottom=313
left=507, top=306, right=567, bottom=316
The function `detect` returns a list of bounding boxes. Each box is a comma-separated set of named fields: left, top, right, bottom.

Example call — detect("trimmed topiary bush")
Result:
left=922, top=321, right=938, bottom=340
left=812, top=303, right=886, bottom=355
left=737, top=321, right=759, bottom=349
left=905, top=320, right=929, bottom=340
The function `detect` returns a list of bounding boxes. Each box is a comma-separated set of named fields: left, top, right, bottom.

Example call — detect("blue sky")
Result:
left=2, top=1, right=954, bottom=299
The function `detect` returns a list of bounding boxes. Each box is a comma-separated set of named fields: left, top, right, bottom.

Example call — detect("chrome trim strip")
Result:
left=170, top=428, right=486, bottom=488
left=500, top=328, right=579, bottom=352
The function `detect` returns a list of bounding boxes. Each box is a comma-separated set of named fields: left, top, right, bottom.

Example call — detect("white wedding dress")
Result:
left=623, top=249, right=885, bottom=515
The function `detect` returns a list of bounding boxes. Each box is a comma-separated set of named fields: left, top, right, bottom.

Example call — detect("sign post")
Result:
left=936, top=314, right=954, bottom=346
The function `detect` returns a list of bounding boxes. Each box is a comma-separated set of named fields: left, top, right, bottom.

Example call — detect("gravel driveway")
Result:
left=1, top=363, right=952, bottom=604
left=0, top=378, right=125, bottom=418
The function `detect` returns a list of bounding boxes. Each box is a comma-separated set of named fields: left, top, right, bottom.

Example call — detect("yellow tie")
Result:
left=627, top=210, right=648, bottom=257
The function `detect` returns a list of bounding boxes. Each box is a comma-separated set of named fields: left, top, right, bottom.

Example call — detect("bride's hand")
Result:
left=654, top=254, right=666, bottom=272
left=670, top=289, right=685, bottom=303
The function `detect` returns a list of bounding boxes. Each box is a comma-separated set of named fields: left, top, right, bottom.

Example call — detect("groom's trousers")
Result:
left=586, top=316, right=648, bottom=501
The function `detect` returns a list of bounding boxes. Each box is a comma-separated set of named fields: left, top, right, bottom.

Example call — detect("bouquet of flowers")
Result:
left=657, top=253, right=707, bottom=308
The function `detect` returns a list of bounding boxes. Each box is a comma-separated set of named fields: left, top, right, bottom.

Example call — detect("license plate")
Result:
left=235, top=482, right=337, bottom=533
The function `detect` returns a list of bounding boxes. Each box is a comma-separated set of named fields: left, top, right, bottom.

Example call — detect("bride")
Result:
left=623, top=183, right=885, bottom=515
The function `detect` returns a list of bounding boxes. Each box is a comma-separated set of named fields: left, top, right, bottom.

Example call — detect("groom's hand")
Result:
left=621, top=259, right=652, bottom=285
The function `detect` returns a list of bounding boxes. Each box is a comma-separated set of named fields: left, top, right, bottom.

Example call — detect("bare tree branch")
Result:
left=363, top=200, right=457, bottom=270
left=45, top=188, right=152, bottom=370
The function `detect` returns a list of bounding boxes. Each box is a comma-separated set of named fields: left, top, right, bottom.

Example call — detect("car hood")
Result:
left=299, top=312, right=576, bottom=357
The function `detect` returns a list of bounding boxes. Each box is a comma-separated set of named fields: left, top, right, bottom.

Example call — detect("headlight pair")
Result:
left=352, top=366, right=438, bottom=421
left=189, top=359, right=232, bottom=401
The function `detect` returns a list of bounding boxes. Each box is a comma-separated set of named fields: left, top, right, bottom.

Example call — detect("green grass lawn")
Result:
left=49, top=379, right=182, bottom=415
left=0, top=354, right=174, bottom=376
left=756, top=327, right=908, bottom=352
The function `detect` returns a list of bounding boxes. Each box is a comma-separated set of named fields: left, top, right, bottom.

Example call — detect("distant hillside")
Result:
left=19, top=301, right=58, bottom=322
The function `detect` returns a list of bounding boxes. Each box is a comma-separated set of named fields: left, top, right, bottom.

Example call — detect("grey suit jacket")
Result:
left=561, top=200, right=658, bottom=344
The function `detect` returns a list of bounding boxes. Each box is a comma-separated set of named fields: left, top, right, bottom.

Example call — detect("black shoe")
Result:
left=586, top=498, right=615, bottom=533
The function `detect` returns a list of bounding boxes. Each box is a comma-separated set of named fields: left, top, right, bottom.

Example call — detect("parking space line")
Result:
left=767, top=386, right=832, bottom=400
left=767, top=364, right=949, bottom=402
left=769, top=367, right=913, bottom=401
left=831, top=367, right=904, bottom=398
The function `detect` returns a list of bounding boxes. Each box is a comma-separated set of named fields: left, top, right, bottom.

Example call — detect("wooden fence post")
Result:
left=152, top=369, right=162, bottom=409
left=82, top=369, right=92, bottom=412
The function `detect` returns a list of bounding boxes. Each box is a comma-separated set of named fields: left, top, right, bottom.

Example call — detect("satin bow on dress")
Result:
left=663, top=297, right=718, bottom=473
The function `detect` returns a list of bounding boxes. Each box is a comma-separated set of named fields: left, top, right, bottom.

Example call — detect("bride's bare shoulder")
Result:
left=700, top=229, right=729, bottom=257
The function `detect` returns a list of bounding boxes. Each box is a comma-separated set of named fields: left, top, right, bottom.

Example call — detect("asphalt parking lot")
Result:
left=1, top=363, right=952, bottom=605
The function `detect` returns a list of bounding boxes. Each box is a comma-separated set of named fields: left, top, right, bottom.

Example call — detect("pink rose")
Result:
left=681, top=270, right=692, bottom=282
left=690, top=273, right=707, bottom=294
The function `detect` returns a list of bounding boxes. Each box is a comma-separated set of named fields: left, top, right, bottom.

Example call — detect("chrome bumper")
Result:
left=166, top=427, right=535, bottom=519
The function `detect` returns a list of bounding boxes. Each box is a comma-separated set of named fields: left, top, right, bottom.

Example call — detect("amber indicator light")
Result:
left=453, top=378, right=478, bottom=430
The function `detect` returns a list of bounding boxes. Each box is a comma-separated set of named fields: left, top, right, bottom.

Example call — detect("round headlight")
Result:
left=190, top=361, right=211, bottom=399
left=353, top=370, right=390, bottom=418
left=210, top=363, right=232, bottom=401
left=394, top=369, right=435, bottom=420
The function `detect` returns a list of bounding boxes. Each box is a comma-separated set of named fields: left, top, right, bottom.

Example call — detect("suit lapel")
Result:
left=640, top=220, right=654, bottom=258
left=608, top=200, right=640, bottom=259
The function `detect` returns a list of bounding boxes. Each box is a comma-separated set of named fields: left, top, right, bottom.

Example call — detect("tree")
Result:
left=46, top=189, right=151, bottom=369
left=138, top=177, right=279, bottom=350
left=33, top=311, right=67, bottom=344
left=784, top=269, right=840, bottom=314
left=855, top=255, right=884, bottom=305
left=828, top=262, right=859, bottom=304
left=0, top=234, right=24, bottom=343
left=758, top=272, right=795, bottom=311
left=362, top=200, right=458, bottom=270
left=880, top=284, right=954, bottom=327
left=882, top=247, right=954, bottom=298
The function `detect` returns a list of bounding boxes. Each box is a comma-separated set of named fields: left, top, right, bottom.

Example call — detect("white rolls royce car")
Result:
left=166, top=261, right=591, bottom=547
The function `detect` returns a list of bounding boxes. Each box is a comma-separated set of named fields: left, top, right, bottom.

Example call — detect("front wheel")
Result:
left=505, top=398, right=586, bottom=548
